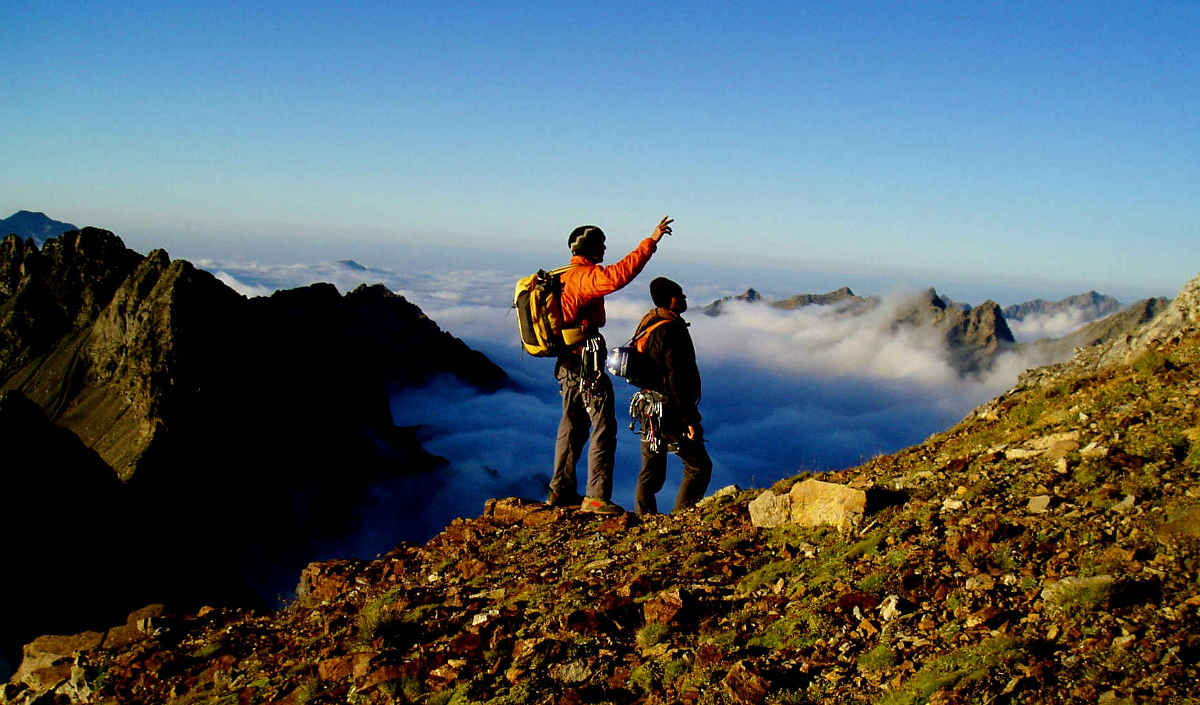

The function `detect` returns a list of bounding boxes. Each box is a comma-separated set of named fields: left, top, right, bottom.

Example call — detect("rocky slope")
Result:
left=0, top=210, right=77, bottom=246
left=6, top=274, right=1198, bottom=705
left=1021, top=298, right=1171, bottom=367
left=0, top=228, right=508, bottom=676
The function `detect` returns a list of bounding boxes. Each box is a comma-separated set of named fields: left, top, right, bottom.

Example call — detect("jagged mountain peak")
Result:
left=0, top=226, right=509, bottom=675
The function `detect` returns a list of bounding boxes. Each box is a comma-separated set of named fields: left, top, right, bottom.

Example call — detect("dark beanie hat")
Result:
left=650, top=277, right=684, bottom=307
left=568, top=225, right=605, bottom=254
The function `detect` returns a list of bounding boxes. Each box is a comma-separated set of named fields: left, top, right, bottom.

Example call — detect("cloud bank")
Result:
left=1006, top=308, right=1098, bottom=342
left=196, top=258, right=1060, bottom=558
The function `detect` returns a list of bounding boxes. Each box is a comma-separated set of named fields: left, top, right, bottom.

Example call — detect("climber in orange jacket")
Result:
left=548, top=216, right=674, bottom=514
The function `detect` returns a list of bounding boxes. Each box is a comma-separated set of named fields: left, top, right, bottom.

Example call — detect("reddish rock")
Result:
left=318, top=652, right=376, bottom=681
left=449, top=629, right=484, bottom=655
left=103, top=623, right=146, bottom=649
left=617, top=575, right=656, bottom=599
left=15, top=631, right=104, bottom=690
left=359, top=664, right=413, bottom=693
left=522, top=508, right=563, bottom=527
left=458, top=558, right=490, bottom=579
left=598, top=512, right=637, bottom=533
left=835, top=591, right=881, bottom=614
left=298, top=561, right=356, bottom=603
left=644, top=587, right=689, bottom=625
left=723, top=660, right=769, bottom=705
left=484, top=497, right=546, bottom=525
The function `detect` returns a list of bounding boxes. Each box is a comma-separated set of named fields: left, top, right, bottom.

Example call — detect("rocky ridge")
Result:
left=6, top=274, right=1199, bottom=704
left=0, top=227, right=508, bottom=676
left=1003, top=292, right=1122, bottom=323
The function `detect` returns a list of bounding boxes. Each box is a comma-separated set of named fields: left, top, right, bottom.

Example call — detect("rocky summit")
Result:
left=5, top=273, right=1199, bottom=705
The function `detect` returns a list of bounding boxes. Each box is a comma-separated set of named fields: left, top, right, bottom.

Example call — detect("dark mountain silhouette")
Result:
left=0, top=227, right=508, bottom=675
left=0, top=211, right=77, bottom=246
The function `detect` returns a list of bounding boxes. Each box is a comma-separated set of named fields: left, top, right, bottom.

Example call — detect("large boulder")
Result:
left=748, top=479, right=867, bottom=531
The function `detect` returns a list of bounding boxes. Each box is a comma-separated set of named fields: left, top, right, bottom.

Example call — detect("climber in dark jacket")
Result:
left=631, top=277, right=712, bottom=514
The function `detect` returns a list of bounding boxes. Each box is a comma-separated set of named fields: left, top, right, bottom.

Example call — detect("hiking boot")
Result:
left=579, top=497, right=623, bottom=515
left=546, top=490, right=583, bottom=507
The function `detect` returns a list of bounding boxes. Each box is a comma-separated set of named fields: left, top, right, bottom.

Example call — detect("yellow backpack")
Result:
left=513, top=266, right=585, bottom=357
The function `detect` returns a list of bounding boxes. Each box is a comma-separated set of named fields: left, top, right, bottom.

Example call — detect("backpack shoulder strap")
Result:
left=633, top=319, right=673, bottom=353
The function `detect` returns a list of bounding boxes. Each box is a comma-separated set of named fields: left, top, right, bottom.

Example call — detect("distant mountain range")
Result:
left=0, top=210, right=77, bottom=245
left=0, top=226, right=508, bottom=670
left=1003, top=290, right=1121, bottom=321
left=703, top=286, right=1159, bottom=377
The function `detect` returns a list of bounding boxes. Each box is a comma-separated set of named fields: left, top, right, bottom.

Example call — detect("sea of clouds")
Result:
left=200, top=256, right=1093, bottom=559
left=1006, top=309, right=1103, bottom=343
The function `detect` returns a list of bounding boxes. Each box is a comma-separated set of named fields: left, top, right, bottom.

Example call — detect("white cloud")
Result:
left=193, top=255, right=1069, bottom=549
left=1007, top=309, right=1092, bottom=342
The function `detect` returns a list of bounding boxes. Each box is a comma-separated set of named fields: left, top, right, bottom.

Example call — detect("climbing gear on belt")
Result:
left=579, top=336, right=607, bottom=413
left=629, top=389, right=677, bottom=453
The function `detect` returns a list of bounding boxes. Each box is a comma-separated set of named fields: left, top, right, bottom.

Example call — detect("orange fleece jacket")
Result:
left=560, top=237, right=658, bottom=335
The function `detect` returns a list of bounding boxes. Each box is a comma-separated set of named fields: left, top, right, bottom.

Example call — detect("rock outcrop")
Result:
left=1100, top=272, right=1200, bottom=366
left=748, top=479, right=867, bottom=531
left=891, top=289, right=1016, bottom=375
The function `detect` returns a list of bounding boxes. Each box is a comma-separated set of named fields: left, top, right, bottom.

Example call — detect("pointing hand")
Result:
left=651, top=216, right=674, bottom=242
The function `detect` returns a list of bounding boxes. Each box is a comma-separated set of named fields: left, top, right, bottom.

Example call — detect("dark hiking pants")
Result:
left=636, top=435, right=713, bottom=515
left=549, top=373, right=617, bottom=501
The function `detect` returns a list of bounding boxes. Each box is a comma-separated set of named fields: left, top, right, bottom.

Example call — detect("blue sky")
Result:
left=4, top=1, right=1197, bottom=301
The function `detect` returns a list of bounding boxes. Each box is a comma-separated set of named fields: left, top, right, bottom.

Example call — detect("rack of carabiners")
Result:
left=629, top=389, right=668, bottom=453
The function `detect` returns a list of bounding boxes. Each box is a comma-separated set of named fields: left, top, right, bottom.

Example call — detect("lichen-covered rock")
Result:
left=749, top=479, right=867, bottom=530
left=788, top=479, right=867, bottom=531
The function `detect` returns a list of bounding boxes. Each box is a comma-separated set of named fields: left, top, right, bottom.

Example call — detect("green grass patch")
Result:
left=855, top=571, right=888, bottom=594
left=858, top=644, right=897, bottom=671
left=1132, top=350, right=1169, bottom=377
left=747, top=610, right=832, bottom=650
left=628, top=661, right=661, bottom=694
left=636, top=622, right=669, bottom=650
left=737, top=559, right=798, bottom=594
left=885, top=548, right=909, bottom=569
left=879, top=637, right=1022, bottom=705
left=846, top=531, right=886, bottom=559
left=663, top=658, right=689, bottom=685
